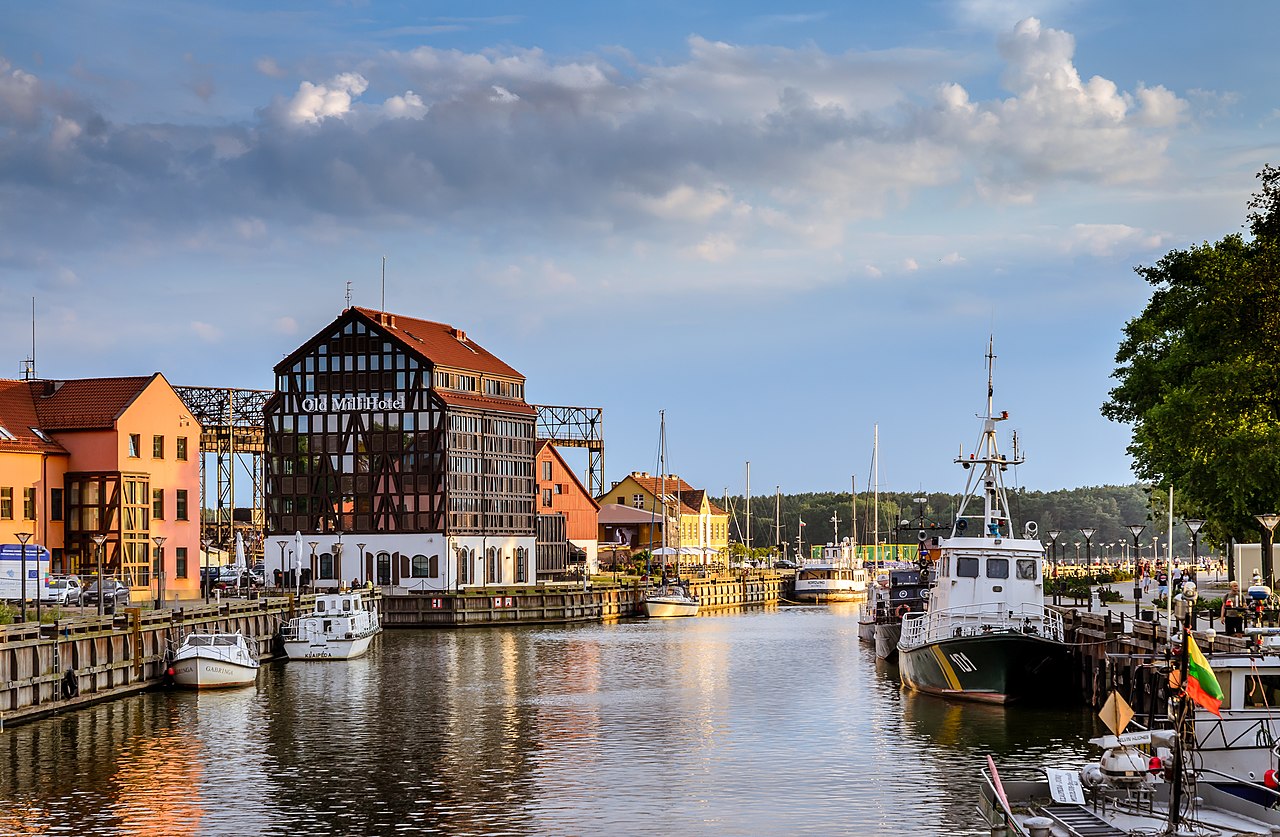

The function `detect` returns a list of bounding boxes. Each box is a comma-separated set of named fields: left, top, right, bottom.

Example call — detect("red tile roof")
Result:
left=433, top=390, right=537, bottom=416
left=29, top=375, right=156, bottom=430
left=0, top=380, right=67, bottom=454
left=624, top=473, right=725, bottom=515
left=352, top=307, right=524, bottom=379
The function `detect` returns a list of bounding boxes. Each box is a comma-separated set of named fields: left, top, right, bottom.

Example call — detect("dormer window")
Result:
left=30, top=427, right=51, bottom=442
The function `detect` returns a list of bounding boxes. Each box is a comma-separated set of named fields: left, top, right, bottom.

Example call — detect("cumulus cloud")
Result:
left=191, top=321, right=222, bottom=342
left=274, top=316, right=298, bottom=335
left=279, top=72, right=368, bottom=124
left=0, top=19, right=1192, bottom=292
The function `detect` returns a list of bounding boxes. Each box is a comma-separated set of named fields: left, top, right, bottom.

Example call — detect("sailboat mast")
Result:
left=850, top=474, right=858, bottom=560
left=775, top=486, right=781, bottom=560
left=873, top=424, right=880, bottom=570
left=746, top=461, right=751, bottom=555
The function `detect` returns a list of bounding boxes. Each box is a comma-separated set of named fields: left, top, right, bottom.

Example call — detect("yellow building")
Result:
left=598, top=472, right=729, bottom=563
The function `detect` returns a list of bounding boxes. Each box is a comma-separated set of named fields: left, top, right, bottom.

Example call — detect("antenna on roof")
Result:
left=345, top=280, right=352, bottom=310
left=21, top=296, right=36, bottom=381
left=381, top=256, right=386, bottom=312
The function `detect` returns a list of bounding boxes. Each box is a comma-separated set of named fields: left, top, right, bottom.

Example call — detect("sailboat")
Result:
left=896, top=340, right=1069, bottom=702
left=643, top=411, right=700, bottom=618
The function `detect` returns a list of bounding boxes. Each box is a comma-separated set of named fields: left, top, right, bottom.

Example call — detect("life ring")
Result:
left=895, top=604, right=910, bottom=619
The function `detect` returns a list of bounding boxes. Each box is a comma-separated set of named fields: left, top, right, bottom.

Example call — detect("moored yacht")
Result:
left=281, top=591, right=381, bottom=660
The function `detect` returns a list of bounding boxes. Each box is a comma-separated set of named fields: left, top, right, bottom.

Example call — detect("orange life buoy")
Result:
left=895, top=604, right=910, bottom=619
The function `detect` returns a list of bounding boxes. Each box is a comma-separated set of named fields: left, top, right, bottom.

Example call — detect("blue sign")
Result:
left=0, top=544, right=52, bottom=562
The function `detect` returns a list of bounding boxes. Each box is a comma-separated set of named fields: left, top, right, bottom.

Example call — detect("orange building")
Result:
left=0, top=375, right=202, bottom=604
left=535, top=441, right=600, bottom=573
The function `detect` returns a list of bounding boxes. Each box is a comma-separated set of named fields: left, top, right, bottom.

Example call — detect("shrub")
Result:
left=1098, top=588, right=1123, bottom=604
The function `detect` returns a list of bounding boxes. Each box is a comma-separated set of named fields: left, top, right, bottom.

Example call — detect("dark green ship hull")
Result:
left=897, top=631, right=1070, bottom=704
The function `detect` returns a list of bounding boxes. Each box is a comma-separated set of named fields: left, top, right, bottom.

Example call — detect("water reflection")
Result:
left=0, top=607, right=1097, bottom=836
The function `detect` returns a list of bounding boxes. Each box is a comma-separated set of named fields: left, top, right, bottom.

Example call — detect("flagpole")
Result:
left=1170, top=579, right=1196, bottom=833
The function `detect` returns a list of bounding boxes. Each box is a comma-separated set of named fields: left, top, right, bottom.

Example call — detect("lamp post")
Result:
left=1256, top=514, right=1280, bottom=591
left=356, top=543, right=366, bottom=587
left=90, top=534, right=107, bottom=617
left=277, top=540, right=287, bottom=588
left=1127, top=524, right=1146, bottom=618
left=1073, top=543, right=1081, bottom=565
left=334, top=531, right=343, bottom=590
left=152, top=535, right=167, bottom=609
left=1047, top=529, right=1061, bottom=605
left=307, top=541, right=318, bottom=591
left=1185, top=518, right=1204, bottom=578
left=201, top=538, right=211, bottom=604
left=1079, top=528, right=1097, bottom=612
left=15, top=532, right=32, bottom=623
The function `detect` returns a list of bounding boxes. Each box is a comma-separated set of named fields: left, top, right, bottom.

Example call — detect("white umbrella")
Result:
left=294, top=531, right=304, bottom=592
left=234, top=532, right=247, bottom=572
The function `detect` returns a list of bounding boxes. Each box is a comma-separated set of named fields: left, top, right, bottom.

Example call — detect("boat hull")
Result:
left=898, top=632, right=1069, bottom=704
left=874, top=622, right=902, bottom=662
left=170, top=655, right=259, bottom=689
left=283, top=632, right=376, bottom=661
left=644, top=598, right=699, bottom=618
left=791, top=588, right=865, bottom=603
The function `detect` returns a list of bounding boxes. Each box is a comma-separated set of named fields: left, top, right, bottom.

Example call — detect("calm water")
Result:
left=0, top=605, right=1099, bottom=836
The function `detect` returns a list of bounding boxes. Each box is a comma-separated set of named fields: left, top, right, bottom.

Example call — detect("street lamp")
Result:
left=1256, top=514, right=1280, bottom=591
left=1127, top=524, right=1146, bottom=617
left=356, top=543, right=367, bottom=587
left=1073, top=543, right=1081, bottom=565
left=15, top=532, right=32, bottom=623
left=1079, top=527, right=1096, bottom=567
left=277, top=540, right=288, bottom=588
left=152, top=535, right=167, bottom=609
left=1047, top=529, right=1062, bottom=605
left=90, top=534, right=107, bottom=617
left=307, top=541, right=318, bottom=591
left=1185, top=519, right=1205, bottom=577
left=334, top=531, right=343, bottom=590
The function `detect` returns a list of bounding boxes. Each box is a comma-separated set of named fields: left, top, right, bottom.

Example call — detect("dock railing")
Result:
left=900, top=602, right=1064, bottom=648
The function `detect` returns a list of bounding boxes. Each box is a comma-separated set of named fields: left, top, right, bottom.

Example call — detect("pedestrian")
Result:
left=1222, top=581, right=1244, bottom=636
left=1156, top=566, right=1169, bottom=600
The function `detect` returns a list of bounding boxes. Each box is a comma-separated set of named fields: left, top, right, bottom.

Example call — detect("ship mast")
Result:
left=951, top=338, right=1024, bottom=540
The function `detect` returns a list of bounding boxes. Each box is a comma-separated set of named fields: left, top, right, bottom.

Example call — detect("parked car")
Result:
left=773, top=559, right=798, bottom=569
left=41, top=575, right=82, bottom=605
left=79, top=579, right=132, bottom=610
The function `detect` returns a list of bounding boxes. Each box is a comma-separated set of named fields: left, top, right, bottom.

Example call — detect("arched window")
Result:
left=376, top=551, right=392, bottom=585
left=411, top=554, right=430, bottom=577
left=487, top=547, right=498, bottom=584
left=319, top=552, right=334, bottom=580
left=457, top=547, right=469, bottom=584
left=515, top=547, right=527, bottom=583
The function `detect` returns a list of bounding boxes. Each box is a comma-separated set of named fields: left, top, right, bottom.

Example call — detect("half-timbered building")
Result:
left=263, top=307, right=537, bottom=591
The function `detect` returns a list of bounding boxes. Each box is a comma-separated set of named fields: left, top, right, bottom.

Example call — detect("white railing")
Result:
left=899, top=602, right=1063, bottom=648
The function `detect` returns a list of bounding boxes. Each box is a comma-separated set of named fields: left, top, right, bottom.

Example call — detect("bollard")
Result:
left=1133, top=582, right=1141, bottom=618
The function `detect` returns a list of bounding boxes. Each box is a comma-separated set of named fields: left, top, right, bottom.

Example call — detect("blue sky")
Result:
left=2, top=0, right=1277, bottom=498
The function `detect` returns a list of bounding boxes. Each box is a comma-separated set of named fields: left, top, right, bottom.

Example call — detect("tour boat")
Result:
left=857, top=564, right=928, bottom=661
left=792, top=538, right=867, bottom=603
left=897, top=341, right=1068, bottom=703
left=281, top=591, right=382, bottom=660
left=169, top=631, right=260, bottom=689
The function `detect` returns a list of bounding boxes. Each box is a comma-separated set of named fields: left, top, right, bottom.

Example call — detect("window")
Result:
left=555, top=484, right=564, bottom=495
left=458, top=547, right=470, bottom=584
left=542, top=488, right=553, bottom=507
left=632, top=493, right=644, bottom=509
left=412, top=554, right=431, bottom=577
left=175, top=547, right=188, bottom=578
left=176, top=436, right=188, bottom=461
left=516, top=547, right=527, bottom=583
left=0, top=426, right=14, bottom=441
left=23, top=487, right=35, bottom=519
left=487, top=547, right=498, bottom=584
left=542, top=460, right=552, bottom=481
left=153, top=435, right=164, bottom=458
left=128, top=434, right=141, bottom=457
left=153, top=489, right=164, bottom=520
left=50, top=488, right=63, bottom=521
left=176, top=489, right=189, bottom=520
left=376, top=552, right=392, bottom=585
left=986, top=558, right=1010, bottom=579
left=1016, top=559, right=1038, bottom=580
left=0, top=487, right=11, bottom=519
left=319, top=552, right=334, bottom=579
left=956, top=557, right=979, bottom=578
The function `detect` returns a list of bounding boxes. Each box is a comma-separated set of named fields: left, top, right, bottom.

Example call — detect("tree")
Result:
left=1103, top=166, right=1280, bottom=543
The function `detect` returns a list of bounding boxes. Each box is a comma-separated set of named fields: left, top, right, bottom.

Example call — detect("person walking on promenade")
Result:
left=1222, top=581, right=1244, bottom=636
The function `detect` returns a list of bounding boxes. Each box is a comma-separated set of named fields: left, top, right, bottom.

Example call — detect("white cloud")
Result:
left=903, top=258, right=919, bottom=271
left=1061, top=223, right=1165, bottom=257
left=940, top=252, right=965, bottom=265
left=274, top=316, right=298, bottom=335
left=281, top=72, right=368, bottom=125
left=256, top=57, right=288, bottom=79
left=489, top=85, right=519, bottom=103
left=383, top=91, right=427, bottom=118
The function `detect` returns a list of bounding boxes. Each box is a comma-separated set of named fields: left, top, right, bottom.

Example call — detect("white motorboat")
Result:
left=281, top=591, right=381, bottom=660
left=169, top=631, right=260, bottom=689
left=643, top=582, right=700, bottom=618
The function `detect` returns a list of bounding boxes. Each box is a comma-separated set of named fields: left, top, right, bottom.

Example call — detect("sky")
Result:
left=2, top=0, right=1278, bottom=499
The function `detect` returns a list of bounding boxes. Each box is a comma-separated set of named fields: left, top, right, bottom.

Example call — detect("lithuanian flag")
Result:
left=1186, top=634, right=1224, bottom=716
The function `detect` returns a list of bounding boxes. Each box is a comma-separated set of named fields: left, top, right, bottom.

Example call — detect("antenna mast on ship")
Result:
left=951, top=337, right=1024, bottom=540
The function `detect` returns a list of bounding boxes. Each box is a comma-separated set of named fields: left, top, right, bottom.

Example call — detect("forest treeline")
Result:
left=721, top=484, right=1222, bottom=560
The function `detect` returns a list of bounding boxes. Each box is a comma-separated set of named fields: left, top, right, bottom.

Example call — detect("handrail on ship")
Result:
left=900, top=602, right=1063, bottom=647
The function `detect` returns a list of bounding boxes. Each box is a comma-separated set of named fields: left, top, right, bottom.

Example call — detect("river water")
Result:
left=0, top=604, right=1099, bottom=836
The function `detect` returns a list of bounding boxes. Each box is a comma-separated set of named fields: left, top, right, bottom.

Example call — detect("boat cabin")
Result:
left=929, top=538, right=1044, bottom=612
left=312, top=592, right=367, bottom=616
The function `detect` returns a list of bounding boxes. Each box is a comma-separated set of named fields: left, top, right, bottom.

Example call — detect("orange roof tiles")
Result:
left=0, top=380, right=66, bottom=454
left=30, top=375, right=155, bottom=430
left=626, top=473, right=725, bottom=515
left=352, top=307, right=524, bottom=379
